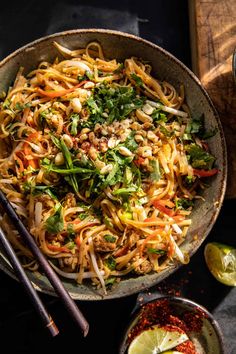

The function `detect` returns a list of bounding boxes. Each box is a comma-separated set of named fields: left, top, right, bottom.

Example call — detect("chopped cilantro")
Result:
left=151, top=109, right=167, bottom=123
left=185, top=143, right=215, bottom=170
left=15, top=102, right=32, bottom=111
left=67, top=223, right=75, bottom=237
left=131, top=73, right=143, bottom=87
left=84, top=83, right=144, bottom=128
left=78, top=70, right=94, bottom=82
left=175, top=198, right=194, bottom=210
left=105, top=256, right=116, bottom=270
left=103, top=234, right=116, bottom=243
left=45, top=206, right=64, bottom=234
left=184, top=114, right=217, bottom=140
left=78, top=213, right=89, bottom=220
left=123, top=132, right=138, bottom=152
left=147, top=248, right=166, bottom=255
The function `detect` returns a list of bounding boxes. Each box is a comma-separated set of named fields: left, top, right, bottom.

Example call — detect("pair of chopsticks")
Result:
left=0, top=189, right=89, bottom=337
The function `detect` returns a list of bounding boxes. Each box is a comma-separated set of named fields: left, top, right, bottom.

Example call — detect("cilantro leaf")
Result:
left=123, top=133, right=138, bottom=152
left=105, top=256, right=116, bottom=270
left=103, top=234, right=117, bottom=243
left=185, top=143, right=215, bottom=170
left=45, top=206, right=64, bottom=234
left=175, top=198, right=194, bottom=210
left=147, top=248, right=166, bottom=255
left=131, top=73, right=143, bottom=87
left=85, top=83, right=144, bottom=127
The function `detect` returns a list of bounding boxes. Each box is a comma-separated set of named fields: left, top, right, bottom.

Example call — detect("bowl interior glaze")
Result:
left=0, top=29, right=227, bottom=300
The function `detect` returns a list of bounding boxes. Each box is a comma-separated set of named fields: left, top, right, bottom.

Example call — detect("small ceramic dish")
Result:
left=119, top=294, right=225, bottom=354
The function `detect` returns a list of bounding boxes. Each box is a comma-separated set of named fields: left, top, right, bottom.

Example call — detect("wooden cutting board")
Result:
left=188, top=0, right=236, bottom=199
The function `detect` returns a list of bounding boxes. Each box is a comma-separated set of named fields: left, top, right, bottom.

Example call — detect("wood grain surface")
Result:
left=189, top=0, right=236, bottom=198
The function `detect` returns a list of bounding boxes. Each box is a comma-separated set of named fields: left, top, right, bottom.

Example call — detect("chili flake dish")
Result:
left=120, top=297, right=225, bottom=354
left=0, top=39, right=220, bottom=295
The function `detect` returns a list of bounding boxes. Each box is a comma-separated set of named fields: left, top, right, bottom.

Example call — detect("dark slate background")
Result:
left=0, top=1, right=235, bottom=353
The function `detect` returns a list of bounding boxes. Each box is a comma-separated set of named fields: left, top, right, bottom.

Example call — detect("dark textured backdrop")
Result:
left=0, top=1, right=235, bottom=353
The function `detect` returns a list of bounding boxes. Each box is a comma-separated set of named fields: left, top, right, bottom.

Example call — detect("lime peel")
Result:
left=128, top=326, right=188, bottom=354
left=204, top=242, right=236, bottom=286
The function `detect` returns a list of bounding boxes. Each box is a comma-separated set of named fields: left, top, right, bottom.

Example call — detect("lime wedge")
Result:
left=204, top=242, right=236, bottom=286
left=128, top=326, right=188, bottom=354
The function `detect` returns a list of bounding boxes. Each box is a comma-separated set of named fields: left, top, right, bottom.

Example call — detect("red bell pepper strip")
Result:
left=193, top=168, right=218, bottom=177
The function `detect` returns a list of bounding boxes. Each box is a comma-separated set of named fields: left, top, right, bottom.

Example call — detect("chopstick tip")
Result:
left=83, top=324, right=89, bottom=337
left=46, top=319, right=60, bottom=337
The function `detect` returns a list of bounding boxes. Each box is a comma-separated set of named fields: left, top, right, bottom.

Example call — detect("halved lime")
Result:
left=204, top=242, right=236, bottom=286
left=128, top=326, right=188, bottom=354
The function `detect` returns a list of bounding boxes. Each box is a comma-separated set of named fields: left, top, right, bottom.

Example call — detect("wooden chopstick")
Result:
left=0, top=226, right=59, bottom=337
left=0, top=190, right=89, bottom=337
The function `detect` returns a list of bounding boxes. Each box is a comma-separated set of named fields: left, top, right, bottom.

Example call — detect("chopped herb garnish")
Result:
left=151, top=109, right=167, bottom=123
left=123, top=132, right=138, bottom=152
left=103, top=234, right=116, bottom=243
left=175, top=198, right=194, bottom=210
left=147, top=248, right=166, bottom=255
left=84, top=83, right=144, bottom=128
left=131, top=73, right=143, bottom=87
left=78, top=213, right=89, bottom=220
left=78, top=70, right=94, bottom=82
left=67, top=223, right=75, bottom=237
left=105, top=256, right=116, bottom=270
left=45, top=206, right=64, bottom=234
left=185, top=143, right=215, bottom=170
left=184, top=114, right=218, bottom=140
left=15, top=102, right=32, bottom=111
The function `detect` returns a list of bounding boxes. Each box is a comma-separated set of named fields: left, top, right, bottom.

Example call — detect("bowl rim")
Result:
left=0, top=28, right=228, bottom=300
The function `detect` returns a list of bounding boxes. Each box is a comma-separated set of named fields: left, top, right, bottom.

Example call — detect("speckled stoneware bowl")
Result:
left=119, top=295, right=225, bottom=353
left=0, top=29, right=227, bottom=300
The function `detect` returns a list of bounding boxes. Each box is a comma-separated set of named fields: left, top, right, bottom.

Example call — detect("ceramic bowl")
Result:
left=119, top=295, right=225, bottom=354
left=0, top=29, right=227, bottom=300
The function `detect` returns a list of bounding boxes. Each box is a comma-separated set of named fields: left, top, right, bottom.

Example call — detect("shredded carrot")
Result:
left=167, top=239, right=175, bottom=258
left=172, top=215, right=185, bottom=222
left=75, top=236, right=81, bottom=248
left=144, top=216, right=158, bottom=223
left=152, top=199, right=175, bottom=217
left=114, top=244, right=129, bottom=257
left=37, top=80, right=88, bottom=98
left=47, top=243, right=69, bottom=252
left=139, top=230, right=162, bottom=256
left=22, top=132, right=40, bottom=169
left=28, top=159, right=39, bottom=169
